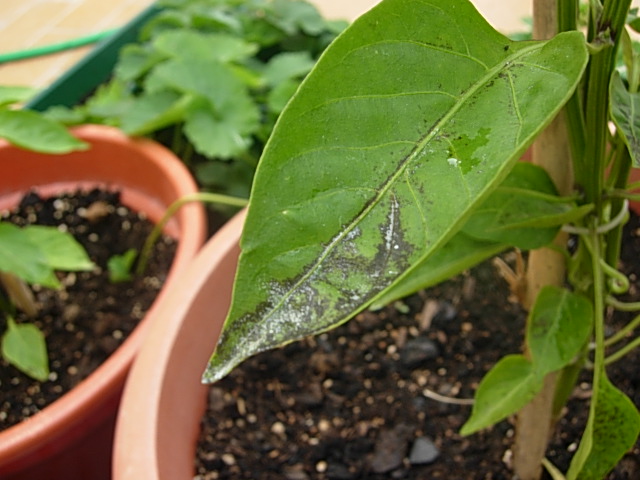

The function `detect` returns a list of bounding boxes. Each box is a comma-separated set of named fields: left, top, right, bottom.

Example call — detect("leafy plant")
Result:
left=202, top=0, right=640, bottom=478
left=0, top=222, right=94, bottom=381
left=47, top=0, right=346, bottom=201
left=0, top=86, right=92, bottom=380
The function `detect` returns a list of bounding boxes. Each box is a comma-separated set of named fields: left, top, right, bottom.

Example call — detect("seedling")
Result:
left=0, top=86, right=93, bottom=381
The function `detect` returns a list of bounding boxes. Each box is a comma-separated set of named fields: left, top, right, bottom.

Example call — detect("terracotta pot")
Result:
left=113, top=209, right=245, bottom=480
left=0, top=125, right=207, bottom=480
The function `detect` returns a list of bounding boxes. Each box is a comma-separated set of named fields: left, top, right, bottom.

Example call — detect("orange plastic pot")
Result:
left=113, top=209, right=245, bottom=480
left=0, top=125, right=207, bottom=480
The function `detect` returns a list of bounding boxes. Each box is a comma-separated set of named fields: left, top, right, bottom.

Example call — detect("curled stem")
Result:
left=135, top=192, right=248, bottom=276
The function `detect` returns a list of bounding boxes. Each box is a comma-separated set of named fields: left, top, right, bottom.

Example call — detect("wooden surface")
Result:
left=0, top=0, right=531, bottom=91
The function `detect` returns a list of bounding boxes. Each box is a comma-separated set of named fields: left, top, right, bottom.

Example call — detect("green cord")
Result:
left=0, top=29, right=119, bottom=64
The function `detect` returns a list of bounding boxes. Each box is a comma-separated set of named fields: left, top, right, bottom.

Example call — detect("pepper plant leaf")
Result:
left=527, top=286, right=592, bottom=375
left=461, top=163, right=592, bottom=249
left=460, top=355, right=542, bottom=436
left=371, top=165, right=589, bottom=309
left=203, top=0, right=588, bottom=382
left=461, top=286, right=592, bottom=435
left=567, top=374, right=640, bottom=480
left=2, top=317, right=49, bottom=381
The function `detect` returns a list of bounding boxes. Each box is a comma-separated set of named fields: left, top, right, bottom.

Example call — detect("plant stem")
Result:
left=514, top=1, right=575, bottom=478
left=135, top=192, right=248, bottom=276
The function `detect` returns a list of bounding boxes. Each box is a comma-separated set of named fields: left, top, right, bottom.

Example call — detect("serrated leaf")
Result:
left=184, top=95, right=258, bottom=158
left=460, top=355, right=542, bottom=435
left=114, top=44, right=166, bottom=82
left=567, top=375, right=640, bottom=480
left=204, top=0, right=588, bottom=382
left=119, top=90, right=186, bottom=135
left=269, top=0, right=326, bottom=36
left=2, top=318, right=49, bottom=381
left=527, top=286, right=592, bottom=375
left=263, top=51, right=316, bottom=86
left=0, top=110, right=88, bottom=154
left=610, top=70, right=640, bottom=166
left=152, top=30, right=258, bottom=63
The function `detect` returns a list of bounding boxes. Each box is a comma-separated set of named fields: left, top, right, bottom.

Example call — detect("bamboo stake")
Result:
left=513, top=1, right=572, bottom=478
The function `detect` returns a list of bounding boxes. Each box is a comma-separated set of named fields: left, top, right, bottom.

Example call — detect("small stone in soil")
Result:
left=369, top=424, right=413, bottom=474
left=409, top=436, right=440, bottom=465
left=399, top=337, right=439, bottom=368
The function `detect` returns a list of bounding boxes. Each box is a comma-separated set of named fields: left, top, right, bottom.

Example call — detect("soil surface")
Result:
left=0, top=189, right=176, bottom=430
left=195, top=216, right=640, bottom=479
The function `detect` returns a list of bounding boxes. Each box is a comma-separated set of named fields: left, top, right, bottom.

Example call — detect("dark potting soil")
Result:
left=195, top=215, right=640, bottom=479
left=0, top=189, right=176, bottom=431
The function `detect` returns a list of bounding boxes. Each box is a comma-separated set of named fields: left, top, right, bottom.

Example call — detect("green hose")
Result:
left=0, top=29, right=119, bottom=64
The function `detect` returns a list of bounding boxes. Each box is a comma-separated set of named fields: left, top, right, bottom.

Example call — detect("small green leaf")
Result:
left=153, top=31, right=258, bottom=63
left=0, top=110, right=88, bottom=154
left=263, top=51, right=316, bottom=86
left=107, top=249, right=138, bottom=283
left=0, top=224, right=93, bottom=288
left=461, top=355, right=543, bottom=435
left=527, top=286, right=593, bottom=374
left=114, top=44, right=166, bottom=82
left=0, top=85, right=35, bottom=106
left=610, top=70, right=640, bottom=166
left=567, top=375, right=640, bottom=480
left=119, top=90, right=186, bottom=135
left=2, top=317, right=49, bottom=381
left=0, top=223, right=58, bottom=288
left=269, top=0, right=326, bottom=36
left=24, top=226, right=94, bottom=273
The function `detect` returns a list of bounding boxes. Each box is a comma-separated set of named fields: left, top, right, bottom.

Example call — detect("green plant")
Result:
left=47, top=0, right=346, bottom=202
left=0, top=86, right=93, bottom=381
left=200, top=0, right=640, bottom=478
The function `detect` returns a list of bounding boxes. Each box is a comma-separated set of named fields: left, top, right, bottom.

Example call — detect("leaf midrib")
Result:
left=256, top=40, right=546, bottom=324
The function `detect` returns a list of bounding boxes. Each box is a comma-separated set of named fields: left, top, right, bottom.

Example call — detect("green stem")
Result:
left=582, top=0, right=632, bottom=211
left=604, top=335, right=640, bottom=365
left=135, top=192, right=248, bottom=276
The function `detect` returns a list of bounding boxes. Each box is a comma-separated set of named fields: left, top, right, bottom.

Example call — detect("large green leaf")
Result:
left=203, top=0, right=588, bottom=382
